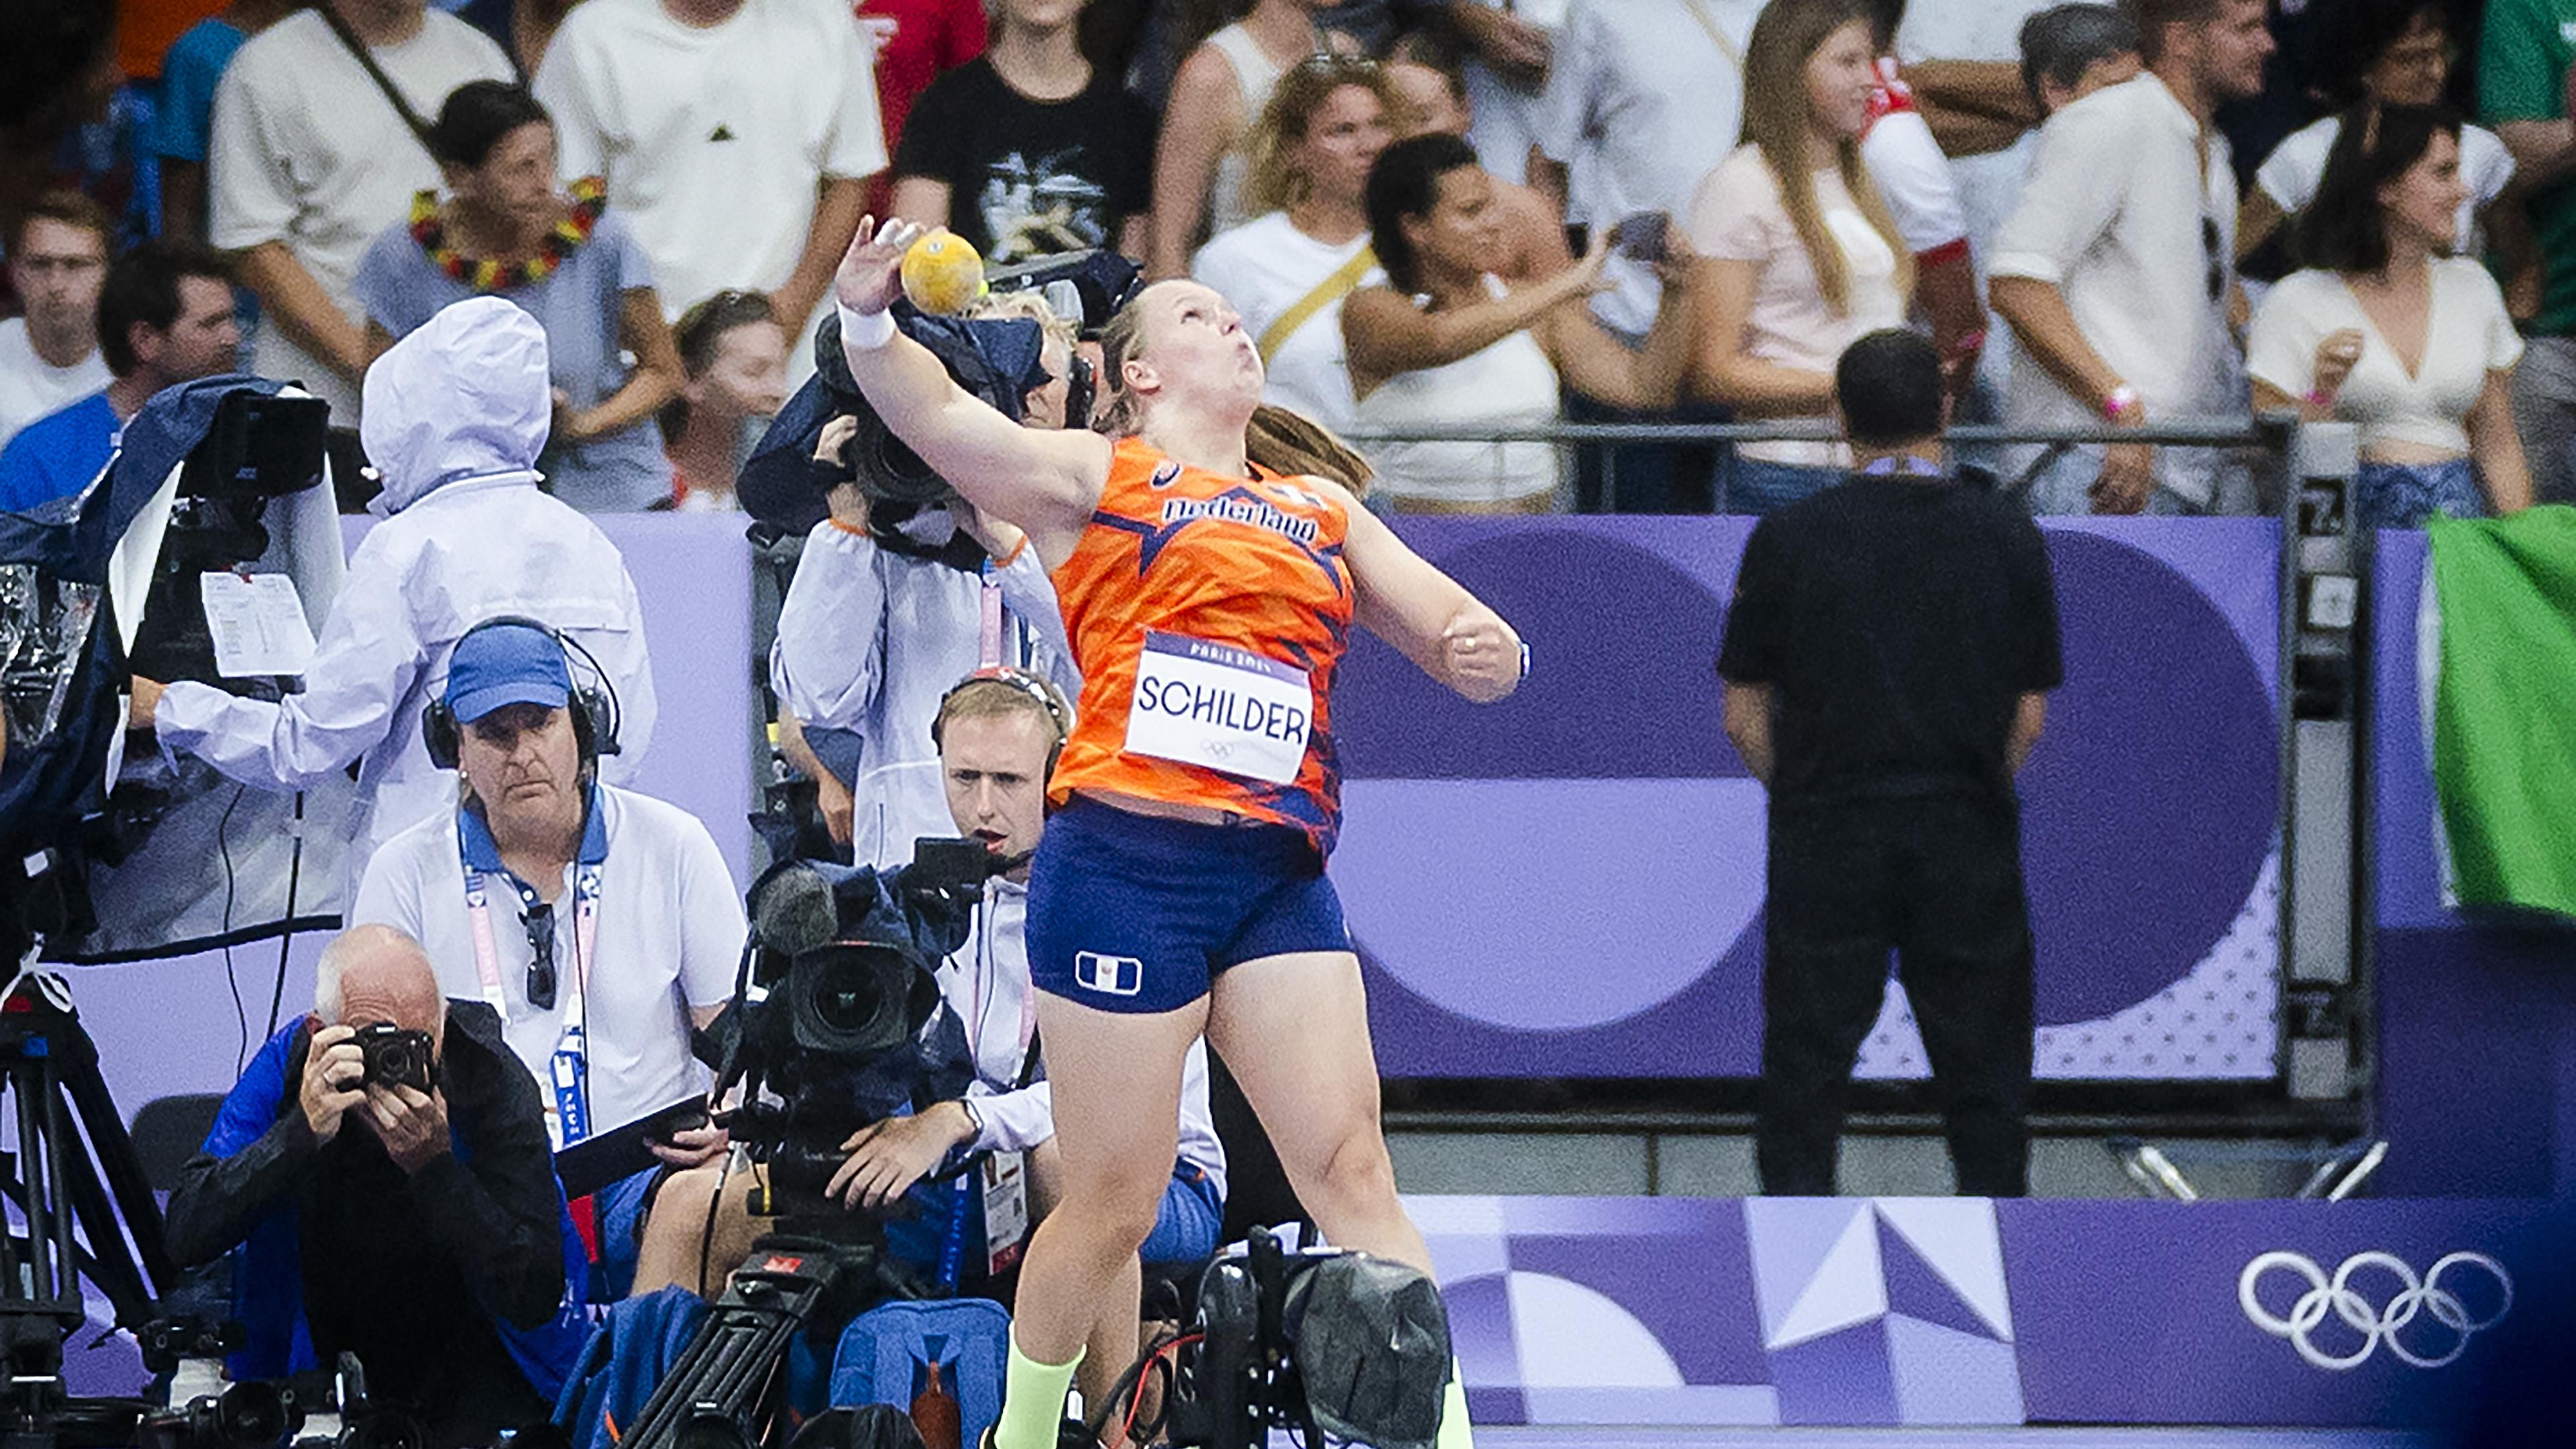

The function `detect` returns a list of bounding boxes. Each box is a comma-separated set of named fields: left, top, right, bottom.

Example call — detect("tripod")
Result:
left=0, top=968, right=176, bottom=1448
left=619, top=1212, right=914, bottom=1449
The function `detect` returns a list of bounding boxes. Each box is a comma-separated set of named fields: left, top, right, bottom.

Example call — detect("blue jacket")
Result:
left=168, top=1003, right=592, bottom=1399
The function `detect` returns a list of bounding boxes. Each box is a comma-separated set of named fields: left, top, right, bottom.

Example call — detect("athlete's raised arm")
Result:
left=1334, top=486, right=1524, bottom=704
left=832, top=219, right=1110, bottom=563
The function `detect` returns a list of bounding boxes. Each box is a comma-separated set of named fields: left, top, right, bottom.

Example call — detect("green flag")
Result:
left=2427, top=506, right=2576, bottom=920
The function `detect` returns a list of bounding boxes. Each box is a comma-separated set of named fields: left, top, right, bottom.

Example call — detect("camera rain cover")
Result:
left=739, top=308, right=1048, bottom=535
left=1287, top=1254, right=1452, bottom=1449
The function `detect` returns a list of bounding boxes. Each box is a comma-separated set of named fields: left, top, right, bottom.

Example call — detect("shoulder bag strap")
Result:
left=314, top=4, right=442, bottom=159
left=1256, top=246, right=1378, bottom=366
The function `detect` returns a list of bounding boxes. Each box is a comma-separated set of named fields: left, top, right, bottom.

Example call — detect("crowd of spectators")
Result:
left=1, top=0, right=2565, bottom=525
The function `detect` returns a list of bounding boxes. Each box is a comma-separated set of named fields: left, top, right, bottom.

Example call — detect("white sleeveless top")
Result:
left=1205, top=23, right=1289, bottom=239
left=1353, top=276, right=1564, bottom=506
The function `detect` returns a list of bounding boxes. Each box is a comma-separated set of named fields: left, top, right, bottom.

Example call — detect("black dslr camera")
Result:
left=352, top=1024, right=435, bottom=1094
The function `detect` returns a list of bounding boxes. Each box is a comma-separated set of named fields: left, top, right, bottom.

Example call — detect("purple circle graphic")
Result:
left=2017, top=531, right=2274, bottom=1026
left=1339, top=529, right=1746, bottom=779
left=1331, top=520, right=2277, bottom=1065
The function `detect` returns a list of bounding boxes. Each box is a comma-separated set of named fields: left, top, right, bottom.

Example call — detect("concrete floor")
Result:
left=1388, top=1130, right=2335, bottom=1199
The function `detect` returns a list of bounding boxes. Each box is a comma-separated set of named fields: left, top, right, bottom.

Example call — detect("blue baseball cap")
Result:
left=443, top=622, right=571, bottom=723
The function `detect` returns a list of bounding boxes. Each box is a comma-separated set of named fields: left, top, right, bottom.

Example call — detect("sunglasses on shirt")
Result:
left=524, top=902, right=559, bottom=1010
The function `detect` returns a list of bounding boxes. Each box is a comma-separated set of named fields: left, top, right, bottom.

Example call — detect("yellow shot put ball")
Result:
left=900, top=231, right=987, bottom=315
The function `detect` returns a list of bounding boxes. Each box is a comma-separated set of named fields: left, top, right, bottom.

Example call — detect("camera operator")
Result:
left=641, top=670, right=1224, bottom=1413
left=131, top=297, right=659, bottom=900
left=350, top=617, right=743, bottom=1300
left=769, top=295, right=1080, bottom=865
left=163, top=924, right=588, bottom=1446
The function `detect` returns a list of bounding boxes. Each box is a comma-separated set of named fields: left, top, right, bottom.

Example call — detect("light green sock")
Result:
left=993, top=1332, right=1083, bottom=1449
left=1436, top=1358, right=1475, bottom=1449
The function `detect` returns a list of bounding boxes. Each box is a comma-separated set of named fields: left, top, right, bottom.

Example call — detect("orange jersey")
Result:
left=1049, top=437, right=1356, bottom=853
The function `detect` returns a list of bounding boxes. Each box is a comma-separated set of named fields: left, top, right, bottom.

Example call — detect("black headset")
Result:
left=422, top=614, right=625, bottom=770
left=929, top=667, right=1072, bottom=774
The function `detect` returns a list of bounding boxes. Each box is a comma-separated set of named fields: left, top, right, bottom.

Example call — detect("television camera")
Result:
left=2, top=378, right=348, bottom=959
left=616, top=838, right=1022, bottom=1449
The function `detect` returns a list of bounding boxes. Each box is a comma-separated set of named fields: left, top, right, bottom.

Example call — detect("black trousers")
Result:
left=1756, top=795, right=2036, bottom=1197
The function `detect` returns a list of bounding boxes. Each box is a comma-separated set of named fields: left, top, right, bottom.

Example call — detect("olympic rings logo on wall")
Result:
left=2239, top=1251, right=2514, bottom=1370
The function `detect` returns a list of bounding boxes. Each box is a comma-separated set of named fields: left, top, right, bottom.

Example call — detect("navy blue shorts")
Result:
left=1028, top=798, right=1349, bottom=1014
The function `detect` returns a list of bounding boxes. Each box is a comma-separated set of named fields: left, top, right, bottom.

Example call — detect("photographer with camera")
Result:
left=131, top=297, right=659, bottom=901
left=640, top=669, right=1225, bottom=1407
left=350, top=616, right=743, bottom=1300
left=164, top=924, right=589, bottom=1446
left=769, top=297, right=1080, bottom=865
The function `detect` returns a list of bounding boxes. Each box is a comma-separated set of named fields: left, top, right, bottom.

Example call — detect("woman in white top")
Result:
left=1688, top=0, right=1913, bottom=515
left=1189, top=56, right=1397, bottom=439
left=2237, top=1, right=2514, bottom=268
left=2248, top=105, right=2532, bottom=527
left=1147, top=0, right=1360, bottom=280
left=1342, top=131, right=1694, bottom=512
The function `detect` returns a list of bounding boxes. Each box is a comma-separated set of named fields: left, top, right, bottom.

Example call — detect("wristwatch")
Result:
left=957, top=1097, right=985, bottom=1145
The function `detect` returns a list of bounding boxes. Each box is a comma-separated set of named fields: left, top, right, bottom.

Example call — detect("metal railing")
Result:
left=1332, top=415, right=2293, bottom=514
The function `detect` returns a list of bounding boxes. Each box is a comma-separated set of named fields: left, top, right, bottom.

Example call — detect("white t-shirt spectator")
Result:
left=1688, top=146, right=1907, bottom=466
left=0, top=319, right=109, bottom=453
left=1890, top=0, right=2055, bottom=257
left=209, top=9, right=514, bottom=423
left=1989, top=73, right=2240, bottom=505
left=1860, top=67, right=1969, bottom=260
left=352, top=784, right=745, bottom=1134
left=2247, top=260, right=2524, bottom=457
left=1191, top=213, right=1383, bottom=439
left=534, top=0, right=889, bottom=327
left=1891, top=0, right=2055, bottom=400
left=1536, top=0, right=1761, bottom=335
left=2255, top=117, right=2516, bottom=256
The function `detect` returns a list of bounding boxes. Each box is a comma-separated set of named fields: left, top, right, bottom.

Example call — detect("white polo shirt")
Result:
left=352, top=783, right=746, bottom=1135
left=1988, top=72, right=2241, bottom=503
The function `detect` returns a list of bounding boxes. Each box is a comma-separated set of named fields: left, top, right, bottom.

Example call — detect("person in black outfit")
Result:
left=1717, top=328, right=2063, bottom=1198
left=165, top=925, right=580, bottom=1445
left=887, top=0, right=1157, bottom=264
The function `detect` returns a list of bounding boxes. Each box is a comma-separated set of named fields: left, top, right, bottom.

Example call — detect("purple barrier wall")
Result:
left=1417, top=1192, right=2561, bottom=1428
left=1337, top=517, right=2284, bottom=1081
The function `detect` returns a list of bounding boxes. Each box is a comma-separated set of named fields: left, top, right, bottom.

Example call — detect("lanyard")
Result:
left=979, top=562, right=1004, bottom=669
left=465, top=851, right=603, bottom=1149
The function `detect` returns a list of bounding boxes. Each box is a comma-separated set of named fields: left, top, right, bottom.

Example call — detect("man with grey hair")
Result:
left=165, top=924, right=586, bottom=1441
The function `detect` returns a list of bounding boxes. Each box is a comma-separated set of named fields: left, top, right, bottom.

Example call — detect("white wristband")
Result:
left=839, top=301, right=896, bottom=352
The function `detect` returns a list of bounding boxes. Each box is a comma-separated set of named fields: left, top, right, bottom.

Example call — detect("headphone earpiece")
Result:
left=423, top=698, right=461, bottom=770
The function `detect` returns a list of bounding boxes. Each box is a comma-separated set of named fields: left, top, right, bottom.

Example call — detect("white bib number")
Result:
left=1124, top=632, right=1313, bottom=785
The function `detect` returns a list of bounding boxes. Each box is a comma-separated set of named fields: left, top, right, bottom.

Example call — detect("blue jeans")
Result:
left=2355, top=458, right=2484, bottom=529
left=1723, top=458, right=1846, bottom=516
left=1139, top=1165, right=1224, bottom=1265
